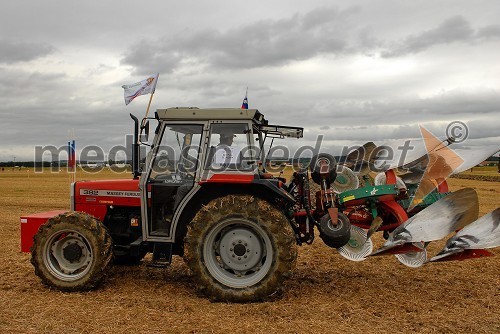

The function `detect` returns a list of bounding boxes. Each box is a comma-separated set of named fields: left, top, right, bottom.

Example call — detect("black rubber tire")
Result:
left=31, top=212, right=113, bottom=291
left=184, top=195, right=298, bottom=302
left=310, top=153, right=337, bottom=188
left=319, top=212, right=351, bottom=248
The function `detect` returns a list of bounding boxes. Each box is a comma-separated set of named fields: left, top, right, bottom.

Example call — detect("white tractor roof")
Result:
left=156, top=107, right=260, bottom=121
left=155, top=107, right=303, bottom=138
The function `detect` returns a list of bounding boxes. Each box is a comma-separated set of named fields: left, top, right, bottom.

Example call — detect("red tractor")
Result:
left=21, top=107, right=497, bottom=301
left=21, top=108, right=347, bottom=302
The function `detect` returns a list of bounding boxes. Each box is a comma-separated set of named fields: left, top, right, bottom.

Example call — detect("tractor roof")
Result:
left=155, top=107, right=303, bottom=138
left=156, top=107, right=265, bottom=123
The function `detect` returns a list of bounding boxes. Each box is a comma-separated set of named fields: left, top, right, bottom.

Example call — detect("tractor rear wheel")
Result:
left=184, top=195, right=297, bottom=302
left=31, top=212, right=113, bottom=291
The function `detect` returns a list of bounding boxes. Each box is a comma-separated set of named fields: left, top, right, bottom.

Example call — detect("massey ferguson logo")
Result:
left=80, top=189, right=140, bottom=198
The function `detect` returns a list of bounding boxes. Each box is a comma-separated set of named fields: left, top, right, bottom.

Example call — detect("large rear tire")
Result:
left=184, top=195, right=297, bottom=302
left=31, top=212, right=113, bottom=291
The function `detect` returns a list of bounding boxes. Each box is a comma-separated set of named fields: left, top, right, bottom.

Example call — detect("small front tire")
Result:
left=31, top=212, right=113, bottom=291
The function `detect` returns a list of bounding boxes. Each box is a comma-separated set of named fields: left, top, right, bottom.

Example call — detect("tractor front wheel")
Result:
left=184, top=195, right=297, bottom=302
left=31, top=212, right=113, bottom=291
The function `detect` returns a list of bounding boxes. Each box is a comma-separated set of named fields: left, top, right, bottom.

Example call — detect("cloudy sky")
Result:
left=1, top=0, right=499, bottom=162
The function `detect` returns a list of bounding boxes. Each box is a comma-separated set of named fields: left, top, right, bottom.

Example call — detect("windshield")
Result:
left=149, top=124, right=203, bottom=180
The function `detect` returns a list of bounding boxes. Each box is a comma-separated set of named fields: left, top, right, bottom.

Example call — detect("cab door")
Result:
left=141, top=122, right=206, bottom=240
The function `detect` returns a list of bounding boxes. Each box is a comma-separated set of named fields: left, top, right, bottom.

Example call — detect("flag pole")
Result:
left=70, top=128, right=76, bottom=184
left=141, top=92, right=155, bottom=132
left=68, top=129, right=76, bottom=210
left=144, top=73, right=159, bottom=121
left=144, top=92, right=154, bottom=119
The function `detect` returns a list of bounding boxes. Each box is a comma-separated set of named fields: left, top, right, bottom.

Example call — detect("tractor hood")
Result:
left=74, top=179, right=141, bottom=207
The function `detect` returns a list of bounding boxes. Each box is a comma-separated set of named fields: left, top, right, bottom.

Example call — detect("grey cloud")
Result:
left=462, top=119, right=500, bottom=140
left=0, top=68, right=77, bottom=115
left=122, top=10, right=500, bottom=75
left=307, top=120, right=500, bottom=144
left=0, top=67, right=135, bottom=161
left=477, top=25, right=500, bottom=39
left=0, top=40, right=55, bottom=63
left=255, top=89, right=500, bottom=150
left=308, top=89, right=500, bottom=128
left=121, top=7, right=359, bottom=74
left=382, top=16, right=500, bottom=57
left=2, top=2, right=500, bottom=161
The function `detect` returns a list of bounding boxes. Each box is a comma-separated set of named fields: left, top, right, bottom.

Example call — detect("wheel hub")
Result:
left=63, top=243, right=83, bottom=262
left=202, top=218, right=275, bottom=289
left=218, top=227, right=263, bottom=272
left=233, top=243, right=246, bottom=257
left=45, top=231, right=92, bottom=280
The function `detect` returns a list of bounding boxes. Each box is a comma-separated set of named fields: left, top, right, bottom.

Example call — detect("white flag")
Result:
left=122, top=73, right=159, bottom=105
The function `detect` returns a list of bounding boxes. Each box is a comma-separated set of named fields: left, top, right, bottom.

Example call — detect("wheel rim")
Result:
left=326, top=217, right=345, bottom=232
left=338, top=225, right=373, bottom=261
left=337, top=175, right=348, bottom=185
left=332, top=166, right=359, bottom=193
left=203, top=218, right=273, bottom=289
left=43, top=229, right=93, bottom=282
left=315, top=157, right=333, bottom=172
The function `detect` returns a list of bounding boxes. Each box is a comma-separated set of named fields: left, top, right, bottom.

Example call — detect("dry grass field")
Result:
left=0, top=168, right=499, bottom=333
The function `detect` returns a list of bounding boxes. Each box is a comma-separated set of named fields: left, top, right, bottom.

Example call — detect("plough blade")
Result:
left=370, top=241, right=424, bottom=257
left=371, top=137, right=437, bottom=171
left=399, top=170, right=424, bottom=185
left=430, top=208, right=500, bottom=262
left=449, top=145, right=500, bottom=174
left=390, top=187, right=478, bottom=242
left=345, top=141, right=377, bottom=164
left=371, top=188, right=479, bottom=256
left=341, top=142, right=378, bottom=176
left=430, top=249, right=494, bottom=262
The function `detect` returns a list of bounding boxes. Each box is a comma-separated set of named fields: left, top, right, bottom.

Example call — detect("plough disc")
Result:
left=337, top=225, right=373, bottom=261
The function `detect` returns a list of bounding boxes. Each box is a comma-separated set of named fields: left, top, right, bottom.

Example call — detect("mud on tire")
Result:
left=184, top=195, right=297, bottom=302
left=31, top=212, right=113, bottom=291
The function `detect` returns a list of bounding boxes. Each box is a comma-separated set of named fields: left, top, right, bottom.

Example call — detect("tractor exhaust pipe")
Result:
left=130, top=113, right=140, bottom=179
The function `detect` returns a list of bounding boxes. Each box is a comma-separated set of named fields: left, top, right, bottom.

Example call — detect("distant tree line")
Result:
left=1, top=155, right=498, bottom=168
left=0, top=160, right=133, bottom=168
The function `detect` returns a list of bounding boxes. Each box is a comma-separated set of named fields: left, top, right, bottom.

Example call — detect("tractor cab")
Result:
left=137, top=108, right=303, bottom=245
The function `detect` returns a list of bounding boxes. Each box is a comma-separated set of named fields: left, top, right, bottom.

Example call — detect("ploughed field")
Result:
left=0, top=169, right=499, bottom=333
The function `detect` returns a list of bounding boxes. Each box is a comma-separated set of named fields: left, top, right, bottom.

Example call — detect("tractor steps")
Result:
left=147, top=242, right=173, bottom=268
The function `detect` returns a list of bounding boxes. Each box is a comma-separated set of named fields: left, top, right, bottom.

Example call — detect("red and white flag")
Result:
left=122, top=73, right=159, bottom=105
